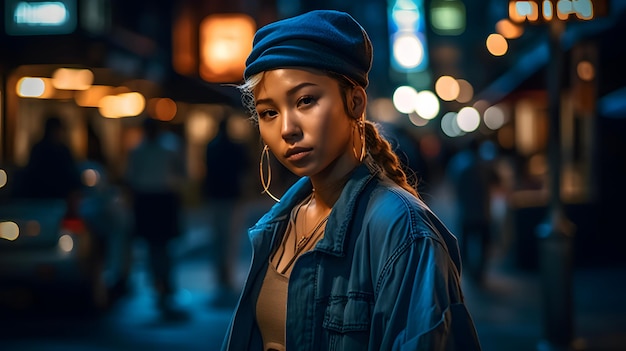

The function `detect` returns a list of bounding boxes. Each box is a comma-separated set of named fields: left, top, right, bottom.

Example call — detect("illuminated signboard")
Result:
left=430, top=0, right=466, bottom=36
left=509, top=0, right=608, bottom=23
left=388, top=0, right=429, bottom=73
left=5, top=0, right=77, bottom=35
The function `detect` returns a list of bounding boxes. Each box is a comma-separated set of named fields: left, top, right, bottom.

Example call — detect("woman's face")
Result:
left=254, top=68, right=361, bottom=179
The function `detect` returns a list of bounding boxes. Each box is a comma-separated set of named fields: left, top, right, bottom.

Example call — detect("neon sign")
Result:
left=509, top=0, right=608, bottom=23
left=5, top=0, right=77, bottom=35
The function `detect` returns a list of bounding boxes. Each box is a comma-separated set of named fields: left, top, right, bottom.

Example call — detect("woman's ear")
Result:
left=349, top=86, right=367, bottom=118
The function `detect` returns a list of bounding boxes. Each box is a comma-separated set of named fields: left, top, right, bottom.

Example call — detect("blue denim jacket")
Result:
left=222, top=161, right=482, bottom=350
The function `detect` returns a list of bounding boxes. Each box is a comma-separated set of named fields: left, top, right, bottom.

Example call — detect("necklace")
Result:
left=275, top=192, right=329, bottom=275
left=293, top=192, right=329, bottom=251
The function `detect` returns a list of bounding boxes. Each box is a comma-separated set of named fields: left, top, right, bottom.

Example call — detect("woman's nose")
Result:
left=281, top=111, right=301, bottom=141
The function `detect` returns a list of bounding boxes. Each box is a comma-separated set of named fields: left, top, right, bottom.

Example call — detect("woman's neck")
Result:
left=309, top=165, right=357, bottom=211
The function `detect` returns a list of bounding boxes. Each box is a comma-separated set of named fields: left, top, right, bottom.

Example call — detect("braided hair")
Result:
left=327, top=72, right=419, bottom=198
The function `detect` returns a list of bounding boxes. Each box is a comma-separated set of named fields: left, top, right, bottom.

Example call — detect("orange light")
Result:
left=75, top=85, right=114, bottom=107
left=199, top=14, right=256, bottom=83
left=435, top=75, right=460, bottom=101
left=486, top=33, right=508, bottom=56
left=148, top=98, right=178, bottom=121
left=496, top=19, right=524, bottom=39
left=509, top=1, right=539, bottom=22
left=577, top=60, right=595, bottom=81
left=51, top=68, right=93, bottom=90
left=98, top=92, right=146, bottom=118
left=509, top=0, right=604, bottom=23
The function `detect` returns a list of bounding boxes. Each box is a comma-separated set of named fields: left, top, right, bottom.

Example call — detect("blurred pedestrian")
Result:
left=222, top=10, right=481, bottom=350
left=447, top=138, right=499, bottom=284
left=124, top=117, right=186, bottom=318
left=17, top=114, right=82, bottom=215
left=203, top=117, right=249, bottom=295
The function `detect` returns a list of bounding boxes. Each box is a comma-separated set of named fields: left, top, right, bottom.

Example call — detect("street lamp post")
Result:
left=535, top=19, right=577, bottom=351
left=508, top=1, right=609, bottom=349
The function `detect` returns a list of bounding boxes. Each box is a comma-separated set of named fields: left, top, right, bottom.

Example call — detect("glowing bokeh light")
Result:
left=473, top=100, right=491, bottom=114
left=486, top=33, right=508, bottom=56
left=484, top=105, right=507, bottom=130
left=496, top=18, right=523, bottom=39
left=14, top=2, right=68, bottom=25
left=75, top=85, right=113, bottom=107
left=0, top=221, right=19, bottom=241
left=82, top=168, right=100, bottom=187
left=149, top=98, right=178, bottom=121
left=199, top=14, right=256, bottom=83
left=408, top=112, right=429, bottom=127
left=557, top=0, right=593, bottom=20
left=98, top=92, right=146, bottom=118
left=455, top=79, right=473, bottom=103
left=0, top=169, right=7, bottom=188
left=457, top=106, right=481, bottom=132
left=393, top=86, right=419, bottom=114
left=577, top=60, right=595, bottom=81
left=430, top=0, right=466, bottom=36
left=441, top=112, right=465, bottom=137
left=58, top=234, right=74, bottom=253
left=510, top=1, right=539, bottom=22
left=392, top=8, right=419, bottom=26
left=543, top=0, right=554, bottom=20
left=414, top=90, right=440, bottom=120
left=187, top=110, right=216, bottom=145
left=393, top=33, right=424, bottom=69
left=369, top=98, right=401, bottom=123
left=17, top=77, right=45, bottom=97
left=121, top=92, right=146, bottom=116
left=227, top=116, right=254, bottom=143
left=52, top=68, right=93, bottom=90
left=435, top=76, right=460, bottom=101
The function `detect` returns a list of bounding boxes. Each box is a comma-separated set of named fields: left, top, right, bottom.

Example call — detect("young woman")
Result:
left=222, top=9, right=482, bottom=351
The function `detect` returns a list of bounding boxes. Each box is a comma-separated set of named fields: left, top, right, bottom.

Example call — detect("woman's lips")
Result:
left=285, top=147, right=312, bottom=162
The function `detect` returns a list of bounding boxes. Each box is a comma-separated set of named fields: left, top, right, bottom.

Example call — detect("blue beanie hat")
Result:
left=244, top=10, right=373, bottom=88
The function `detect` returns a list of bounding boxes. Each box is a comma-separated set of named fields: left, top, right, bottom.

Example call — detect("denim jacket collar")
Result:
left=249, top=157, right=381, bottom=257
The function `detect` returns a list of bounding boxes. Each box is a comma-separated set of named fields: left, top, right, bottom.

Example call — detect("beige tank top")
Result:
left=256, top=197, right=328, bottom=351
left=256, top=263, right=288, bottom=351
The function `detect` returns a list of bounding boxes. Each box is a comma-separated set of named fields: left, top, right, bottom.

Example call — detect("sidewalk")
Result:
left=461, top=252, right=626, bottom=351
left=425, top=182, right=626, bottom=351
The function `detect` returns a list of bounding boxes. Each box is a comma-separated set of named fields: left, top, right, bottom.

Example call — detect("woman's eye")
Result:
left=258, top=109, right=278, bottom=119
left=298, top=96, right=317, bottom=107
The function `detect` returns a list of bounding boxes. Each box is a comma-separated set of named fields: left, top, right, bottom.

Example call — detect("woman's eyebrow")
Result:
left=285, top=82, right=317, bottom=97
left=255, top=82, right=319, bottom=107
left=255, top=97, right=273, bottom=107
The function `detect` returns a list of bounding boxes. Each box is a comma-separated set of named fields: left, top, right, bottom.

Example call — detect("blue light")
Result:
left=388, top=0, right=429, bottom=72
left=5, top=0, right=77, bottom=35
left=14, top=1, right=68, bottom=26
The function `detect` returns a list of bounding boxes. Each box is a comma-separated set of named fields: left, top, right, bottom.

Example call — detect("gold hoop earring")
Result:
left=260, top=145, right=280, bottom=202
left=352, top=120, right=366, bottom=162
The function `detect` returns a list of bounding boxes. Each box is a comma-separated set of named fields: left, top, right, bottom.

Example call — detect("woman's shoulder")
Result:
left=367, top=178, right=424, bottom=217
left=363, top=178, right=462, bottom=269
left=365, top=179, right=449, bottom=239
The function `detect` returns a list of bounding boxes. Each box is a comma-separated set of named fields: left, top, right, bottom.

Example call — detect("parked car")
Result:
left=0, top=161, right=132, bottom=313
